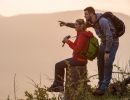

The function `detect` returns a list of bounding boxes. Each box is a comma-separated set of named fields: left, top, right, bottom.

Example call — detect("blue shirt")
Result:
left=94, top=13, right=119, bottom=52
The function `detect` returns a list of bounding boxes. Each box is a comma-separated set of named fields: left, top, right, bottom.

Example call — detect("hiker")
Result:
left=84, top=7, right=120, bottom=95
left=59, top=7, right=121, bottom=95
left=47, top=19, right=93, bottom=92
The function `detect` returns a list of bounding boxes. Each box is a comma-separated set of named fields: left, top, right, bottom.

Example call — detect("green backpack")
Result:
left=80, top=36, right=99, bottom=61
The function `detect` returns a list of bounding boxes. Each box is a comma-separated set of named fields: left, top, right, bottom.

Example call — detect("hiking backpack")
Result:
left=93, top=12, right=125, bottom=38
left=80, top=35, right=99, bottom=61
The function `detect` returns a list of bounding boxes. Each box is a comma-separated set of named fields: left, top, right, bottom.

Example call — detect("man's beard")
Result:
left=85, top=16, right=92, bottom=23
left=85, top=19, right=93, bottom=27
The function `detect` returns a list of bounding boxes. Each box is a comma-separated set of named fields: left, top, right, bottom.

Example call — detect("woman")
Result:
left=48, top=19, right=93, bottom=92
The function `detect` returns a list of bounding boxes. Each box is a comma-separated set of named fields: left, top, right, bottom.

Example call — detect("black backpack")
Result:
left=93, top=12, right=125, bottom=38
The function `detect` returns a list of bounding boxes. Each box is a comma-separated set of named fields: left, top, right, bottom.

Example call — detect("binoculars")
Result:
left=62, top=35, right=71, bottom=47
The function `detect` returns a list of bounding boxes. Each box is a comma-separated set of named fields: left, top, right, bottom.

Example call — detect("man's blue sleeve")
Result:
left=99, top=18, right=113, bottom=52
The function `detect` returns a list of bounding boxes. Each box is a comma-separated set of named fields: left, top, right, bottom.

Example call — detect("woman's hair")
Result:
left=76, top=19, right=85, bottom=25
left=76, top=19, right=86, bottom=30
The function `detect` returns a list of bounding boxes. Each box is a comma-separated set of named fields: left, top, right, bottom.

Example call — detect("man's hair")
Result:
left=84, top=7, right=95, bottom=14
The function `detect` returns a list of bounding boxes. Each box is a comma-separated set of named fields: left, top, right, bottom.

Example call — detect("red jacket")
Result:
left=66, top=30, right=93, bottom=63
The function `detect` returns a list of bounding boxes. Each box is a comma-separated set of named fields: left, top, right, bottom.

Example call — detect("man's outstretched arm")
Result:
left=58, top=21, right=75, bottom=28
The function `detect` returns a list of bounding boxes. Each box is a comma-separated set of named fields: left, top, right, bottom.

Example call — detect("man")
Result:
left=59, top=6, right=119, bottom=95
left=83, top=7, right=119, bottom=95
left=48, top=19, right=93, bottom=92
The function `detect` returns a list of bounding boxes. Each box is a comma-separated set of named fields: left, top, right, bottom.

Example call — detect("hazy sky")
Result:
left=0, top=0, right=130, bottom=16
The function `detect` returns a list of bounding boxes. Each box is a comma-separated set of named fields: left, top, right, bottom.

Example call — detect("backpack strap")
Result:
left=81, top=32, right=93, bottom=51
left=92, top=15, right=103, bottom=27
left=92, top=12, right=112, bottom=27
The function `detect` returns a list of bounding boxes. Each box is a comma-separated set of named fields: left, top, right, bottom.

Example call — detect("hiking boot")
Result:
left=47, top=83, right=64, bottom=92
left=93, top=88, right=105, bottom=96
